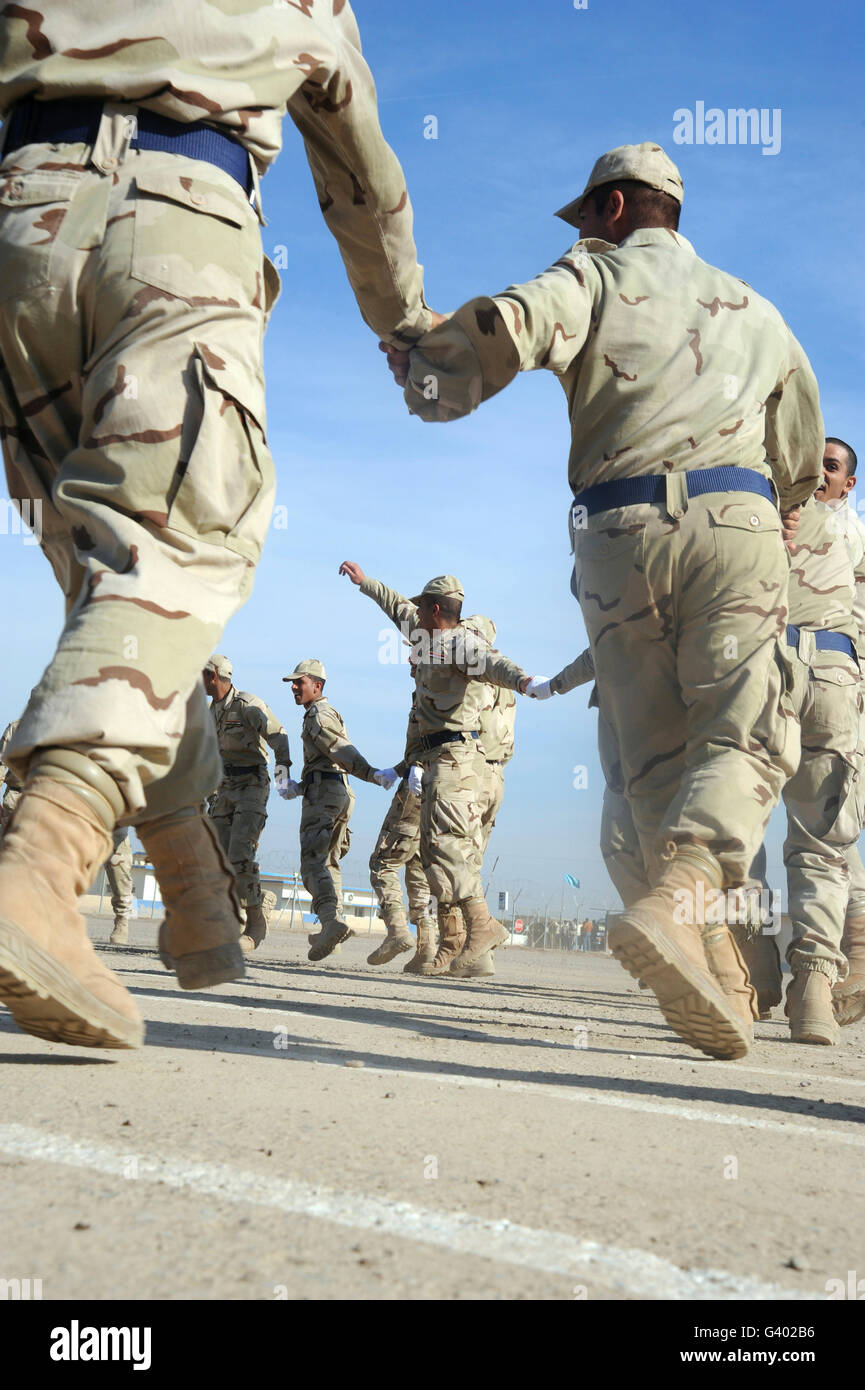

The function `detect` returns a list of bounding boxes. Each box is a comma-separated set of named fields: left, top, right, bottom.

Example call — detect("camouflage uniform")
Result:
left=296, top=697, right=377, bottom=931
left=402, top=227, right=823, bottom=894
left=0, top=719, right=22, bottom=839
left=369, top=702, right=431, bottom=933
left=207, top=677, right=291, bottom=924
left=0, top=1, right=431, bottom=820
left=105, top=826, right=133, bottom=942
left=471, top=620, right=517, bottom=866
left=359, top=579, right=527, bottom=909
left=781, top=500, right=864, bottom=983
left=828, top=498, right=865, bottom=929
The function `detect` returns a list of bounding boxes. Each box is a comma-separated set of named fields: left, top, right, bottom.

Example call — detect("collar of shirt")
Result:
left=616, top=227, right=696, bottom=254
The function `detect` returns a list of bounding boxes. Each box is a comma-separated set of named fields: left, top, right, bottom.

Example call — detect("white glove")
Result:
left=274, top=764, right=290, bottom=790
left=278, top=779, right=303, bottom=801
left=524, top=676, right=553, bottom=700
left=373, top=767, right=399, bottom=791
left=407, top=764, right=423, bottom=797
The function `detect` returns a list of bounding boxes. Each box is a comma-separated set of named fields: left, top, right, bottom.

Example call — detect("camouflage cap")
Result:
left=410, top=574, right=465, bottom=605
left=205, top=653, right=232, bottom=680
left=555, top=142, right=684, bottom=229
left=283, top=658, right=327, bottom=683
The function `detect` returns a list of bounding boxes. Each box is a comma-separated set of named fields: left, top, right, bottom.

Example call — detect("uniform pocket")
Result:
left=0, top=168, right=84, bottom=301
left=708, top=501, right=784, bottom=599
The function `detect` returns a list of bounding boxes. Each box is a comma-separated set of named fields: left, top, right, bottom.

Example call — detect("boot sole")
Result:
left=610, top=913, right=750, bottom=1060
left=308, top=927, right=354, bottom=962
left=367, top=939, right=414, bottom=966
left=0, top=917, right=143, bottom=1049
left=403, top=956, right=435, bottom=974
left=832, top=980, right=865, bottom=1027
left=789, top=1026, right=839, bottom=1046
left=158, top=926, right=246, bottom=991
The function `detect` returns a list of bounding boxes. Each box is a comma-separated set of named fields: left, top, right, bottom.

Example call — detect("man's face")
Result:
left=576, top=197, right=604, bottom=240
left=416, top=597, right=435, bottom=634
left=202, top=667, right=217, bottom=699
left=816, top=441, right=855, bottom=503
left=292, top=675, right=321, bottom=706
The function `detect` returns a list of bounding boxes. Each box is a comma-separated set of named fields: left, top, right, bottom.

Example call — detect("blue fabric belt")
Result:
left=572, top=466, right=774, bottom=517
left=785, top=625, right=856, bottom=660
left=4, top=98, right=251, bottom=194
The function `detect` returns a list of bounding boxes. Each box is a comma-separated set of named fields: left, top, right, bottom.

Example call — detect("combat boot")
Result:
left=239, top=901, right=268, bottom=954
left=609, top=844, right=751, bottom=1060
left=786, top=970, right=840, bottom=1046
left=833, top=914, right=865, bottom=1026
left=403, top=914, right=436, bottom=974
left=449, top=949, right=494, bottom=979
left=701, top=923, right=757, bottom=1033
left=367, top=907, right=414, bottom=966
left=737, top=931, right=783, bottom=1019
left=0, top=753, right=143, bottom=1049
left=451, top=897, right=509, bottom=965
left=418, top=906, right=466, bottom=976
left=109, top=915, right=129, bottom=946
left=138, top=808, right=245, bottom=990
left=307, top=909, right=353, bottom=961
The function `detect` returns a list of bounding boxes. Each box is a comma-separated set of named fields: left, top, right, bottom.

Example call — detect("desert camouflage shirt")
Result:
left=825, top=497, right=865, bottom=649
left=300, top=696, right=375, bottom=782
left=550, top=648, right=595, bottom=695
left=787, top=500, right=857, bottom=643
left=360, top=577, right=527, bottom=744
left=0, top=0, right=430, bottom=343
left=210, top=685, right=290, bottom=773
left=403, top=228, right=823, bottom=511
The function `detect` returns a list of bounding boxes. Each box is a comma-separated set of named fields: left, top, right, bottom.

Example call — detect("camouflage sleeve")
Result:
left=449, top=638, right=527, bottom=692
left=261, top=705, right=292, bottom=769
left=309, top=706, right=377, bottom=783
left=286, top=1, right=431, bottom=346
left=403, top=250, right=594, bottom=422
left=359, top=577, right=418, bottom=632
left=764, top=329, right=824, bottom=511
left=395, top=704, right=423, bottom=776
left=550, top=648, right=595, bottom=695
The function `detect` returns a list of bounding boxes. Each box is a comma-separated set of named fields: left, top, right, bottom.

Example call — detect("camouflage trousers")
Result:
left=419, top=739, right=485, bottom=906
left=575, top=492, right=798, bottom=889
left=781, top=633, right=864, bottom=981
left=0, top=786, right=22, bottom=841
left=0, top=114, right=276, bottom=819
left=844, top=702, right=865, bottom=923
left=209, top=769, right=269, bottom=908
left=596, top=698, right=649, bottom=908
left=476, top=760, right=506, bottom=864
left=369, top=779, right=430, bottom=927
left=299, top=775, right=355, bottom=925
left=104, top=827, right=133, bottom=918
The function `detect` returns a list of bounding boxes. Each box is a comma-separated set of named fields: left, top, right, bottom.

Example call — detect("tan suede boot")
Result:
left=833, top=914, right=865, bottom=1026
left=403, top=914, right=436, bottom=974
left=239, top=901, right=267, bottom=954
left=367, top=906, right=414, bottom=965
left=138, top=808, right=245, bottom=990
left=786, top=970, right=840, bottom=1046
left=307, top=907, right=353, bottom=961
left=449, top=949, right=494, bottom=979
left=109, top=915, right=129, bottom=946
left=418, top=906, right=466, bottom=976
left=702, top=923, right=757, bottom=1033
left=0, top=765, right=143, bottom=1049
left=609, top=845, right=751, bottom=1060
left=452, top=898, right=509, bottom=964
left=737, top=931, right=783, bottom=1019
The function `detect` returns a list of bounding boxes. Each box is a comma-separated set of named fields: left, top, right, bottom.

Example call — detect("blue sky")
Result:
left=2, top=0, right=863, bottom=918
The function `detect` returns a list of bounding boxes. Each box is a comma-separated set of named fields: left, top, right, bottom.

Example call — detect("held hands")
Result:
left=781, top=506, right=801, bottom=548
left=378, top=311, right=447, bottom=388
left=407, top=765, right=423, bottom=796
left=339, top=560, right=365, bottom=586
left=522, top=676, right=553, bottom=699
left=373, top=767, right=400, bottom=791
left=278, top=778, right=303, bottom=801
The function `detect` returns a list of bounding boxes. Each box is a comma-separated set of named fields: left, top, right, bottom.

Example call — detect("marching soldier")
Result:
left=281, top=659, right=396, bottom=962
left=105, top=828, right=134, bottom=946
left=0, top=1, right=436, bottom=1048
left=340, top=563, right=541, bottom=976
left=203, top=655, right=291, bottom=954
left=384, top=142, right=824, bottom=1060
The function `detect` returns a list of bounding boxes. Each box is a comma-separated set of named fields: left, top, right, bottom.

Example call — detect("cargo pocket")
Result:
left=0, top=169, right=84, bottom=301
left=168, top=345, right=274, bottom=562
left=131, top=163, right=260, bottom=304
left=574, top=526, right=647, bottom=637
left=708, top=501, right=784, bottom=599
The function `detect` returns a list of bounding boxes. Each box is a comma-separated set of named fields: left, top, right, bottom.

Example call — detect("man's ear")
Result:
left=844, top=472, right=857, bottom=495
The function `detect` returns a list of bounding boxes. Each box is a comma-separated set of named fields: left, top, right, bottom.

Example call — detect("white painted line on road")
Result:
left=0, top=1122, right=815, bottom=1302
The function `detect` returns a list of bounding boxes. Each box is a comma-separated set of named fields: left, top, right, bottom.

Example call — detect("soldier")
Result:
left=340, top=563, right=542, bottom=976
left=384, top=142, right=825, bottom=1059
left=0, top=719, right=22, bottom=840
left=105, top=828, right=134, bottom=946
left=281, top=659, right=396, bottom=962
left=816, top=437, right=865, bottom=1026
left=367, top=695, right=436, bottom=971
left=0, top=3, right=436, bottom=1048
left=202, top=654, right=291, bottom=953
